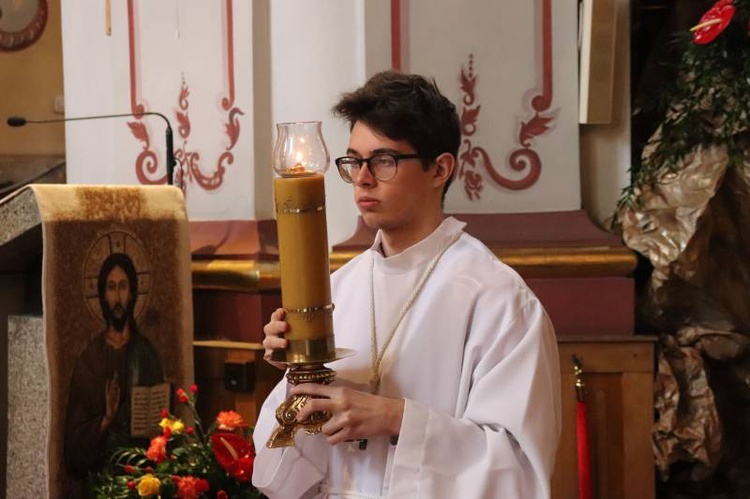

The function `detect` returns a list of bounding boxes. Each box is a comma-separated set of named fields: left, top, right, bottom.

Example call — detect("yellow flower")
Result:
left=159, top=417, right=185, bottom=434
left=137, top=474, right=161, bottom=497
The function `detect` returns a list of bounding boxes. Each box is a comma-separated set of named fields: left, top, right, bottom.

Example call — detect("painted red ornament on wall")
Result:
left=457, top=53, right=554, bottom=199
left=450, top=0, right=555, bottom=199
left=170, top=77, right=244, bottom=194
left=125, top=0, right=243, bottom=191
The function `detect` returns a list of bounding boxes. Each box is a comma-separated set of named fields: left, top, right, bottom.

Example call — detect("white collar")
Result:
left=369, top=217, right=466, bottom=274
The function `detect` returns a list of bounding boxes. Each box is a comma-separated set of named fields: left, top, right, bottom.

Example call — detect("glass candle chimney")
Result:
left=273, top=121, right=330, bottom=176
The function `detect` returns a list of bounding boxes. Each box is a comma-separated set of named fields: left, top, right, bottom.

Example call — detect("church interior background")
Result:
left=2, top=0, right=749, bottom=497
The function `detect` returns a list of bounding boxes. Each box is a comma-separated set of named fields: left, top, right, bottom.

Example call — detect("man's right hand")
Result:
left=262, top=308, right=289, bottom=370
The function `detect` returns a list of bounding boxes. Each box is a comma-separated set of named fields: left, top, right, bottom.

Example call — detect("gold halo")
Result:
left=82, top=229, right=151, bottom=324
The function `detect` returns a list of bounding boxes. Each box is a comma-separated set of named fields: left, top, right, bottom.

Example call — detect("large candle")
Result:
left=274, top=173, right=335, bottom=362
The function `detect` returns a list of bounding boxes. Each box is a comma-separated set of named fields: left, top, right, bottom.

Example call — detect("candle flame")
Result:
left=293, top=151, right=308, bottom=172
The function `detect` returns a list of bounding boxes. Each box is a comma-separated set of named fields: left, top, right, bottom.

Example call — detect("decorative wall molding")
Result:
left=392, top=0, right=557, bottom=198
left=505, top=0, right=555, bottom=191
left=125, top=0, right=244, bottom=191
left=456, top=1, right=555, bottom=199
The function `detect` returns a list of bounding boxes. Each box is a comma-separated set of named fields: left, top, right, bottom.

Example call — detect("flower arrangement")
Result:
left=94, top=385, right=264, bottom=498
left=614, top=0, right=750, bottom=224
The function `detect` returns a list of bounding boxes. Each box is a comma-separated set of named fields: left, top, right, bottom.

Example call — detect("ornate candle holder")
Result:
left=267, top=121, right=352, bottom=448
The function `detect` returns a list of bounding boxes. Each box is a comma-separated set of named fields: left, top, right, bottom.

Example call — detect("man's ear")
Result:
left=432, top=152, right=455, bottom=189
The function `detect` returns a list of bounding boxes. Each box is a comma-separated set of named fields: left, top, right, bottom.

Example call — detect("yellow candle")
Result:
left=274, top=173, right=334, bottom=343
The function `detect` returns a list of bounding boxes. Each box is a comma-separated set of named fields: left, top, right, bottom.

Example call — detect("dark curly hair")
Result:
left=333, top=71, right=461, bottom=201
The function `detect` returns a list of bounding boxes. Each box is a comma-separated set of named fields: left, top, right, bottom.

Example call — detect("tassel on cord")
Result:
left=573, top=355, right=592, bottom=499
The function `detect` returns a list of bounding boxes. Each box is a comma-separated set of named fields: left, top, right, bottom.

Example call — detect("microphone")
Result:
left=7, top=112, right=177, bottom=186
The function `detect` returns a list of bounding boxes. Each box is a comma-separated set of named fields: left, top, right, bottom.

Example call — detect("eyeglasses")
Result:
left=334, top=153, right=429, bottom=183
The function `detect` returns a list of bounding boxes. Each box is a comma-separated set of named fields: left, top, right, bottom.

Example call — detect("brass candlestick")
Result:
left=267, top=363, right=337, bottom=447
left=266, top=121, right=352, bottom=448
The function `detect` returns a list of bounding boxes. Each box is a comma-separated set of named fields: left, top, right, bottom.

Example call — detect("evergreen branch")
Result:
left=613, top=3, right=750, bottom=229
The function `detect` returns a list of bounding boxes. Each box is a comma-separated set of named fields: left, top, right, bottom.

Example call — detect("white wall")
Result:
left=407, top=0, right=582, bottom=213
left=62, top=0, right=256, bottom=221
left=270, top=0, right=367, bottom=245
left=60, top=0, right=613, bottom=243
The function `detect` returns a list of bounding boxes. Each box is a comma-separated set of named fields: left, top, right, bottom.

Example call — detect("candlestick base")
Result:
left=266, top=348, right=355, bottom=448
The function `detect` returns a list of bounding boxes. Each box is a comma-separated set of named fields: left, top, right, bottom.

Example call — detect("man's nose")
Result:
left=354, top=162, right=376, bottom=186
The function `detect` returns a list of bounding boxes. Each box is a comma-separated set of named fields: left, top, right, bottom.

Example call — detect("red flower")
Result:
left=176, top=388, right=189, bottom=404
left=163, top=426, right=172, bottom=439
left=146, top=436, right=168, bottom=464
left=160, top=408, right=170, bottom=419
left=174, top=476, right=210, bottom=499
left=216, top=491, right=228, bottom=499
left=692, top=0, right=735, bottom=45
left=127, top=480, right=136, bottom=490
left=211, top=433, right=255, bottom=482
left=124, top=464, right=134, bottom=474
left=190, top=384, right=199, bottom=394
left=186, top=426, right=195, bottom=435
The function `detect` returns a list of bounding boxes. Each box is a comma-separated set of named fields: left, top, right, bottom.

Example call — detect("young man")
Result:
left=253, top=71, right=561, bottom=498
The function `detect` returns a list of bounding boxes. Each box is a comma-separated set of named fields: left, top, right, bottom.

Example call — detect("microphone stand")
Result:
left=7, top=113, right=177, bottom=186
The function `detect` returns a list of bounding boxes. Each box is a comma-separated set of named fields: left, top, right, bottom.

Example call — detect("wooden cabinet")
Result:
left=193, top=340, right=283, bottom=427
left=552, top=337, right=656, bottom=499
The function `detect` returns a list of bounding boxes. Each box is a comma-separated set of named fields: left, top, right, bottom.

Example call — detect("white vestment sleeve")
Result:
left=252, top=378, right=329, bottom=498
left=388, top=300, right=561, bottom=499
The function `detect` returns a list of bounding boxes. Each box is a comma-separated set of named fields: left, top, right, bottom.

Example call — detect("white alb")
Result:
left=253, top=217, right=562, bottom=499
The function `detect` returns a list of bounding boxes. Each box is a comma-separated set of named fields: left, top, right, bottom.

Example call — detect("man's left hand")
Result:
left=291, top=384, right=404, bottom=445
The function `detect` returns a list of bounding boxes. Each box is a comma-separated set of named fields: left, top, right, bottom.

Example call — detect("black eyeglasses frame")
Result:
left=334, top=153, right=430, bottom=183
